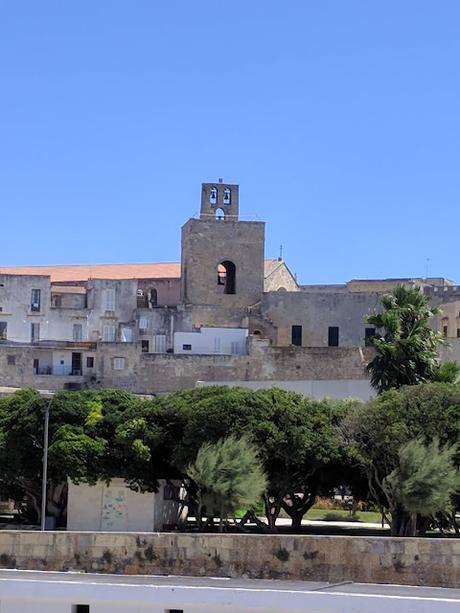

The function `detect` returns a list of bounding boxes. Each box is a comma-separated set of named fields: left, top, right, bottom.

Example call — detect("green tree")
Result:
left=149, top=386, right=350, bottom=531
left=0, top=388, right=144, bottom=524
left=187, top=436, right=267, bottom=530
left=341, top=383, right=460, bottom=536
left=366, top=285, right=444, bottom=393
left=383, top=438, right=460, bottom=536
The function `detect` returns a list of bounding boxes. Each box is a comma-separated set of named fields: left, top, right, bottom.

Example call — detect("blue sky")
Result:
left=0, top=1, right=458, bottom=284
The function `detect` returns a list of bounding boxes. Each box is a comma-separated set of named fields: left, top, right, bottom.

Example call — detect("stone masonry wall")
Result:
left=97, top=342, right=372, bottom=394
left=0, top=531, right=458, bottom=588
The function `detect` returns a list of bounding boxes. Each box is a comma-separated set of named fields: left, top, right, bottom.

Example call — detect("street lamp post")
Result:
left=40, top=393, right=54, bottom=531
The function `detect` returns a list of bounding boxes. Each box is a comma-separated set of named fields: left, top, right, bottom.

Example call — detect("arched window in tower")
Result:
left=217, top=260, right=236, bottom=294
left=210, top=186, right=218, bottom=204
left=215, top=208, right=225, bottom=220
left=223, top=187, right=231, bottom=205
left=148, top=288, right=158, bottom=308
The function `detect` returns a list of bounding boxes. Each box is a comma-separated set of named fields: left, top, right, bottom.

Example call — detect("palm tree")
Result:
left=366, top=285, right=444, bottom=393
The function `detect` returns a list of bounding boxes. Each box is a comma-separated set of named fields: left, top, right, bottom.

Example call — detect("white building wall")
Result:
left=0, top=274, right=51, bottom=343
left=52, top=351, right=73, bottom=376
left=197, top=378, right=374, bottom=401
left=67, top=479, right=181, bottom=532
left=174, top=327, right=248, bottom=355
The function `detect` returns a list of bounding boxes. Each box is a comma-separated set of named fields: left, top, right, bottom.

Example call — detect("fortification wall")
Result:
left=0, top=531, right=458, bottom=588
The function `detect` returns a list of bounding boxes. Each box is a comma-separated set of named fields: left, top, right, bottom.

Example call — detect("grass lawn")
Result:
left=304, top=508, right=385, bottom=524
left=235, top=505, right=385, bottom=524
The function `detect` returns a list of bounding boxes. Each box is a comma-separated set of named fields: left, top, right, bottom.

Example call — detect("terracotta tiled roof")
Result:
left=0, top=263, right=182, bottom=282
left=0, top=260, right=279, bottom=283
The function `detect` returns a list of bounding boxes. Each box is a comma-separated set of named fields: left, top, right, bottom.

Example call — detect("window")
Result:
left=166, top=610, right=184, bottom=613
left=71, top=352, right=82, bottom=375
left=141, top=339, right=149, bottom=353
left=209, top=186, right=218, bottom=204
left=113, top=357, right=125, bottom=370
left=182, top=344, right=192, bottom=351
left=139, top=317, right=148, bottom=330
left=31, top=289, right=41, bottom=312
left=103, top=288, right=115, bottom=311
left=148, top=288, right=158, bottom=307
left=52, top=294, right=62, bottom=308
left=443, top=325, right=448, bottom=338
left=231, top=341, right=241, bottom=354
left=73, top=323, right=83, bottom=341
left=7, top=355, right=15, bottom=365
left=72, top=606, right=90, bottom=613
left=33, top=358, right=39, bottom=374
left=215, top=207, right=225, bottom=220
left=223, top=187, right=231, bottom=204
left=137, top=288, right=144, bottom=297
left=121, top=327, right=133, bottom=342
left=102, top=325, right=116, bottom=342
left=0, top=321, right=7, bottom=341
left=328, top=326, right=339, bottom=347
left=365, top=327, right=376, bottom=346
left=31, top=322, right=40, bottom=342
left=457, top=328, right=460, bottom=338
left=291, top=325, right=302, bottom=346
left=217, top=260, right=236, bottom=294
left=154, top=334, right=166, bottom=353
left=86, top=357, right=94, bottom=368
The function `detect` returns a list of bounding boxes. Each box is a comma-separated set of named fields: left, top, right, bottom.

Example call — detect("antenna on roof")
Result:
left=218, top=178, right=223, bottom=184
left=278, top=244, right=283, bottom=261
left=425, top=257, right=430, bottom=280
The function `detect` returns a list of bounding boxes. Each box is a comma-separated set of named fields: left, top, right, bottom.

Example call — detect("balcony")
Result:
left=31, top=340, right=97, bottom=350
left=34, top=367, right=83, bottom=376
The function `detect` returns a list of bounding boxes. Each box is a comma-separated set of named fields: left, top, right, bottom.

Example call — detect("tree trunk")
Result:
left=289, top=510, right=304, bottom=531
left=390, top=505, right=417, bottom=536
left=281, top=487, right=317, bottom=531
left=263, top=493, right=281, bottom=533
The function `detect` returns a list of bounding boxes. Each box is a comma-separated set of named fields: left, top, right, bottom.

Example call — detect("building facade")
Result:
left=0, top=181, right=459, bottom=398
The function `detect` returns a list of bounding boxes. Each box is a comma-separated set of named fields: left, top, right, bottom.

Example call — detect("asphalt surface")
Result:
left=0, top=569, right=459, bottom=601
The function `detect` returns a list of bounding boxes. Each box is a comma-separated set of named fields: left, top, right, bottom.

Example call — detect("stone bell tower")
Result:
left=181, top=181, right=265, bottom=308
left=199, top=180, right=239, bottom=220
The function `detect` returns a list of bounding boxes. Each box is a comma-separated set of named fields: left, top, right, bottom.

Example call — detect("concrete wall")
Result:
left=67, top=480, right=155, bottom=532
left=174, top=327, right=248, bottom=355
left=0, top=532, right=459, bottom=588
left=137, top=277, right=181, bottom=307
left=0, top=345, right=91, bottom=389
left=67, top=480, right=182, bottom=532
left=0, top=274, right=51, bottom=343
left=137, top=305, right=192, bottom=352
left=262, top=291, right=381, bottom=347
left=197, top=378, right=374, bottom=400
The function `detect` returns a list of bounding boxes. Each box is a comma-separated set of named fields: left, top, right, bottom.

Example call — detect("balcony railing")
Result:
left=34, top=368, right=83, bottom=376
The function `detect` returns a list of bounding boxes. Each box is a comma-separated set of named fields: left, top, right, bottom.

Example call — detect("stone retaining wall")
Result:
left=0, top=532, right=459, bottom=587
